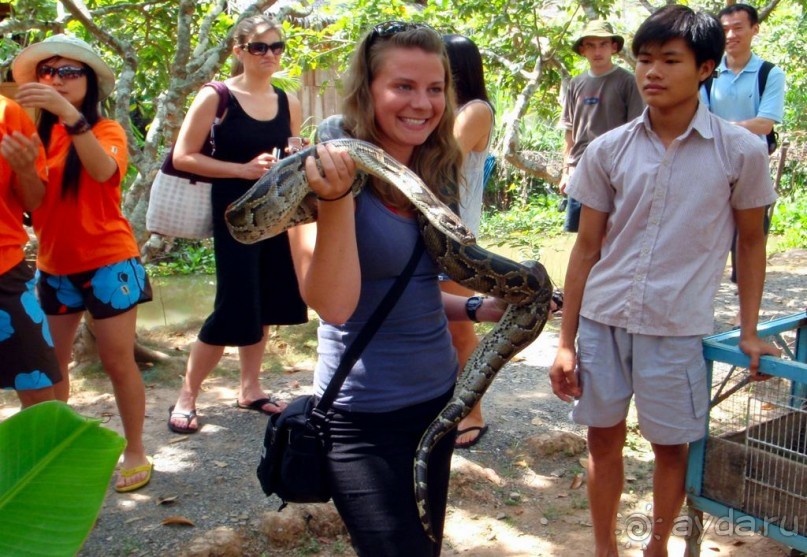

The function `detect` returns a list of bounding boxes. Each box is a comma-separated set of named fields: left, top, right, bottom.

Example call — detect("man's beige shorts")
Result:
left=572, top=317, right=708, bottom=445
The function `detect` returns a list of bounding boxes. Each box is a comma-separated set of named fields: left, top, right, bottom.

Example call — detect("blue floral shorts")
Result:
left=37, top=257, right=153, bottom=319
left=0, top=260, right=61, bottom=391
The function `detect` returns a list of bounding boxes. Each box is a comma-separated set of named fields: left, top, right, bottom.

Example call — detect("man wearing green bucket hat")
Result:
left=559, top=20, right=643, bottom=232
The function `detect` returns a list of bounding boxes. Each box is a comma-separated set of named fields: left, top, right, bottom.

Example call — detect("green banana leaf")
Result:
left=0, top=400, right=126, bottom=557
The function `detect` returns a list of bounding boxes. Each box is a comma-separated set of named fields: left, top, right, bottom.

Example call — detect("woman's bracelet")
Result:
left=317, top=188, right=352, bottom=202
left=64, top=114, right=92, bottom=135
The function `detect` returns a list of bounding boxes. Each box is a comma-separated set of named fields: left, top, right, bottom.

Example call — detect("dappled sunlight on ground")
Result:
left=444, top=505, right=577, bottom=556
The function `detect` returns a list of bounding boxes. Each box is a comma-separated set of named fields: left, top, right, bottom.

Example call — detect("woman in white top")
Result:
left=442, top=34, right=495, bottom=448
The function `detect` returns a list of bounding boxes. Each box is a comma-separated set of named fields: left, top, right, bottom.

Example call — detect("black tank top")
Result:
left=213, top=85, right=291, bottom=194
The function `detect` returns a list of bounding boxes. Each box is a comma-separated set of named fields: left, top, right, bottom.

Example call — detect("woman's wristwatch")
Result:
left=465, top=295, right=485, bottom=323
left=64, top=113, right=92, bottom=135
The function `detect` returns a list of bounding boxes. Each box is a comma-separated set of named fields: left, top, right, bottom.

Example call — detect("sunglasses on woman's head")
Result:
left=37, top=65, right=87, bottom=80
left=240, top=41, right=285, bottom=56
left=365, top=21, right=435, bottom=54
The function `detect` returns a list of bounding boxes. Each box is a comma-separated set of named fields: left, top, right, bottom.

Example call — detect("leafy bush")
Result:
left=769, top=196, right=807, bottom=250
left=481, top=193, right=565, bottom=259
left=776, top=135, right=807, bottom=200
left=482, top=194, right=806, bottom=266
left=146, top=240, right=215, bottom=277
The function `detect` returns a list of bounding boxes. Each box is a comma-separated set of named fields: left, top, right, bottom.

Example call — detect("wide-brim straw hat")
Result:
left=12, top=34, right=116, bottom=99
left=572, top=20, right=624, bottom=55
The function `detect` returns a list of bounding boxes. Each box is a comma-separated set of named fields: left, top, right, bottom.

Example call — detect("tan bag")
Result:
left=146, top=82, right=229, bottom=239
left=146, top=168, right=213, bottom=239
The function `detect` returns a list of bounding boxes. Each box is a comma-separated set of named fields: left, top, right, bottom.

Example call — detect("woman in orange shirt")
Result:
left=13, top=34, right=153, bottom=492
left=0, top=95, right=60, bottom=408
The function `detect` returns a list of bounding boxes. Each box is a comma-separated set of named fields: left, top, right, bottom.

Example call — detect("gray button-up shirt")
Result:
left=566, top=102, right=777, bottom=336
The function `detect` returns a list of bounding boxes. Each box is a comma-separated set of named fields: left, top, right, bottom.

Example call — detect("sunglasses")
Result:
left=365, top=21, right=435, bottom=56
left=239, top=41, right=285, bottom=56
left=37, top=65, right=87, bottom=80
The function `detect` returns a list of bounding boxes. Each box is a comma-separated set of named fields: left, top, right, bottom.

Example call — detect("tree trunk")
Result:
left=71, top=313, right=176, bottom=368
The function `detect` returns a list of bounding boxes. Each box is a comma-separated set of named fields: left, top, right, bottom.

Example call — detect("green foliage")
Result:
left=288, top=0, right=427, bottom=77
left=480, top=194, right=565, bottom=260
left=0, top=401, right=125, bottom=556
left=776, top=137, right=807, bottom=202
left=1, top=0, right=804, bottom=242
left=770, top=196, right=807, bottom=249
left=147, top=240, right=216, bottom=276
left=426, top=0, right=570, bottom=121
left=757, top=5, right=807, bottom=133
left=518, top=114, right=564, bottom=153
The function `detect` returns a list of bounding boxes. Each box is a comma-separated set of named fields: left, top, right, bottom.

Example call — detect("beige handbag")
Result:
left=146, top=82, right=229, bottom=239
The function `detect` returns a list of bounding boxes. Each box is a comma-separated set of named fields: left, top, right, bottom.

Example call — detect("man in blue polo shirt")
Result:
left=702, top=3, right=785, bottom=148
left=701, top=3, right=785, bottom=325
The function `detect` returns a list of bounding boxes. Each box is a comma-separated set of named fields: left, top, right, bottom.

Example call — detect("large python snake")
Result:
left=225, top=139, right=552, bottom=542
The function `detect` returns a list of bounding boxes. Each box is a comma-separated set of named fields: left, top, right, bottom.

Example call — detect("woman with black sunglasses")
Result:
left=12, top=34, right=154, bottom=492
left=287, top=21, right=505, bottom=556
left=167, top=15, right=307, bottom=435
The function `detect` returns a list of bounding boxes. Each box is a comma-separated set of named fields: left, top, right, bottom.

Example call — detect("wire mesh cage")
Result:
left=686, top=312, right=807, bottom=555
left=702, top=374, right=806, bottom=536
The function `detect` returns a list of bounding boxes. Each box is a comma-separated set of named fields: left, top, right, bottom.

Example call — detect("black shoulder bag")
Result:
left=257, top=240, right=426, bottom=508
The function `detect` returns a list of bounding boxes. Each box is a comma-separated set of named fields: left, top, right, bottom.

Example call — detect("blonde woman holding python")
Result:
left=283, top=21, right=506, bottom=557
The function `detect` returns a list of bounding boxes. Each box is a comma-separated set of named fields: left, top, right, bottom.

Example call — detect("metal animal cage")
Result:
left=686, top=312, right=807, bottom=556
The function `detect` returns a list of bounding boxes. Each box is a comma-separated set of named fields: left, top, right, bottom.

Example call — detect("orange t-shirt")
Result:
left=0, top=96, right=47, bottom=275
left=33, top=118, right=139, bottom=275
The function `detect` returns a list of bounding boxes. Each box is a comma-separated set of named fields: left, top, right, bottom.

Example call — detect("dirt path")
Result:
left=1, top=249, right=805, bottom=556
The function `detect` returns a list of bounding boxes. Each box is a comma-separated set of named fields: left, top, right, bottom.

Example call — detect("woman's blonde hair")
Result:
left=230, top=15, right=283, bottom=77
left=342, top=23, right=462, bottom=207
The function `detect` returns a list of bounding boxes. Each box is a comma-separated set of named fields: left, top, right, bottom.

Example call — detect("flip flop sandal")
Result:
left=455, top=425, right=489, bottom=449
left=115, top=457, right=153, bottom=493
left=235, top=397, right=284, bottom=415
left=167, top=405, right=198, bottom=434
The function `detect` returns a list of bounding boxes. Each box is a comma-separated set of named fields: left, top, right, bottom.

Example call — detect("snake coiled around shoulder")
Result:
left=224, top=139, right=552, bottom=542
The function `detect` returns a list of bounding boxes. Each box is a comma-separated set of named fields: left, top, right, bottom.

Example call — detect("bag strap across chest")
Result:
left=309, top=240, right=426, bottom=426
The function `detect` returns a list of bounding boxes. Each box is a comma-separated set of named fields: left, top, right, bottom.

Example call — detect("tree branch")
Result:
left=190, top=0, right=229, bottom=63
left=500, top=55, right=561, bottom=184
left=0, top=20, right=63, bottom=36
left=90, top=0, right=168, bottom=17
left=480, top=48, right=536, bottom=82
left=758, top=0, right=783, bottom=22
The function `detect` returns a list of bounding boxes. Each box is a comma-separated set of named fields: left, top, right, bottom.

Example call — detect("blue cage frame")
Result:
left=685, top=311, right=807, bottom=555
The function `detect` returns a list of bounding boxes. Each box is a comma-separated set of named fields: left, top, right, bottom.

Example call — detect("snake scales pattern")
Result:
left=224, top=139, right=552, bottom=542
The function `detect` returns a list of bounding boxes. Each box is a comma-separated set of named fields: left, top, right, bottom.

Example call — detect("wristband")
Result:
left=317, top=188, right=352, bottom=202
left=64, top=114, right=92, bottom=135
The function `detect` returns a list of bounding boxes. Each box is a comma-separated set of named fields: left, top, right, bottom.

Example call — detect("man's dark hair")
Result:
left=632, top=5, right=725, bottom=68
left=718, top=3, right=759, bottom=26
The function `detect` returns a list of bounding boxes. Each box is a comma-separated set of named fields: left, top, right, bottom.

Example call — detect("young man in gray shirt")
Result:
left=551, top=7, right=779, bottom=555
left=559, top=20, right=644, bottom=232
